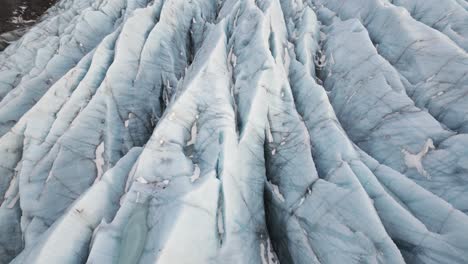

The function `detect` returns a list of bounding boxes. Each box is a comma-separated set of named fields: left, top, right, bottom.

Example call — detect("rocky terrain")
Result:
left=0, top=0, right=57, bottom=50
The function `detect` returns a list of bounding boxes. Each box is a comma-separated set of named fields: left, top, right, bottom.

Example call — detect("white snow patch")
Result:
left=187, top=121, right=197, bottom=146
left=295, top=188, right=311, bottom=209
left=232, top=53, right=237, bottom=67
left=268, top=181, right=285, bottom=202
left=427, top=75, right=436, bottom=82
left=45, top=170, right=54, bottom=183
left=402, top=138, right=434, bottom=179
left=119, top=194, right=127, bottom=205
left=136, top=192, right=141, bottom=203
left=136, top=177, right=148, bottom=184
left=260, top=239, right=279, bottom=264
left=168, top=112, right=176, bottom=121
left=4, top=177, right=16, bottom=198
left=7, top=193, right=20, bottom=209
left=271, top=148, right=276, bottom=156
left=228, top=46, right=237, bottom=68
left=125, top=112, right=134, bottom=128
left=135, top=177, right=170, bottom=189
left=298, top=197, right=305, bottom=207
left=94, top=142, right=105, bottom=182
left=266, top=124, right=274, bottom=143
left=329, top=53, right=335, bottom=65
left=190, top=164, right=201, bottom=183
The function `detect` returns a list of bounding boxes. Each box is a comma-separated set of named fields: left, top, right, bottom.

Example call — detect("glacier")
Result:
left=0, top=0, right=468, bottom=263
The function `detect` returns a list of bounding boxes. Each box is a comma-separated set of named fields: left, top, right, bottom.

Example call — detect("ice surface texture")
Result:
left=0, top=0, right=468, bottom=263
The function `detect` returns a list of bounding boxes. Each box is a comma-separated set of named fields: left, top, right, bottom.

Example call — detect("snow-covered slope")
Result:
left=0, top=0, right=467, bottom=263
